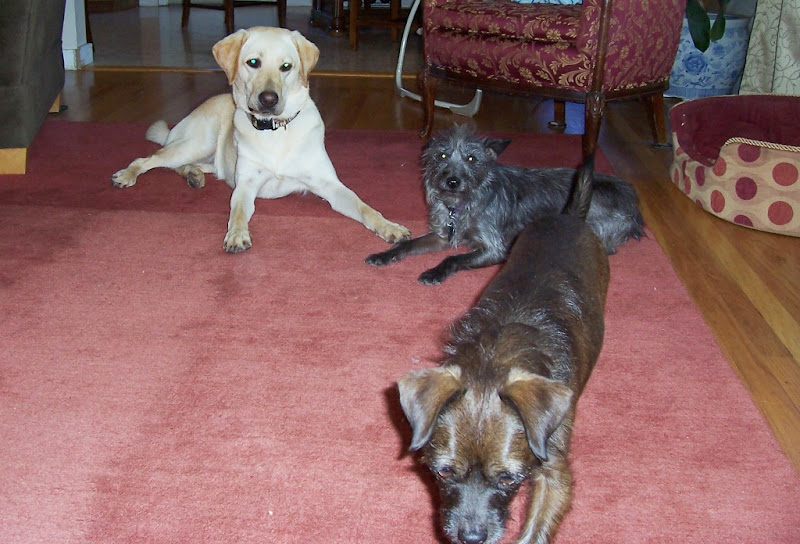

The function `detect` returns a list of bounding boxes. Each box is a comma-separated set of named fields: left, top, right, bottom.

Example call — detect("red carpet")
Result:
left=1, top=121, right=798, bottom=543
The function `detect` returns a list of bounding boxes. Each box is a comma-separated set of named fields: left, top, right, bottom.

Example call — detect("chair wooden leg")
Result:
left=582, top=90, right=605, bottom=163
left=645, top=93, right=670, bottom=148
left=419, top=68, right=436, bottom=139
left=224, top=0, right=234, bottom=34
left=548, top=100, right=567, bottom=129
left=349, top=0, right=360, bottom=50
left=390, top=0, right=401, bottom=41
left=181, top=0, right=190, bottom=28
left=85, top=0, right=93, bottom=43
left=277, top=0, right=286, bottom=27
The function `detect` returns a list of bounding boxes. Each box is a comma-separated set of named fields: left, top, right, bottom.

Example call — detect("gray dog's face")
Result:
left=421, top=125, right=511, bottom=210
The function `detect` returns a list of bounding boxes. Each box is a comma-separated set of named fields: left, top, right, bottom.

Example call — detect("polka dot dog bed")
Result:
left=669, top=94, right=800, bottom=236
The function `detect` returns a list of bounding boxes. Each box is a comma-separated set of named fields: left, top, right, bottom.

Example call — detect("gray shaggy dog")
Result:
left=365, top=125, right=644, bottom=284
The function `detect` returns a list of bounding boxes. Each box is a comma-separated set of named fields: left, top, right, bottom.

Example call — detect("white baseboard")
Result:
left=63, top=42, right=95, bottom=70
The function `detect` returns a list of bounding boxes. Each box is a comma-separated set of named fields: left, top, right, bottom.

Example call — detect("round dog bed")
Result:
left=669, top=94, right=800, bottom=237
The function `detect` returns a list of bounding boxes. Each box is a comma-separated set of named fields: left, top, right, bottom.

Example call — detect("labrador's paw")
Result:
left=223, top=229, right=252, bottom=253
left=111, top=169, right=137, bottom=188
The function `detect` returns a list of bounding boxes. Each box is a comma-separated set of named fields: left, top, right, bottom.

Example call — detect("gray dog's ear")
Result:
left=290, top=30, right=320, bottom=87
left=398, top=366, right=464, bottom=451
left=500, top=369, right=573, bottom=461
left=213, top=29, right=249, bottom=85
left=485, top=138, right=512, bottom=158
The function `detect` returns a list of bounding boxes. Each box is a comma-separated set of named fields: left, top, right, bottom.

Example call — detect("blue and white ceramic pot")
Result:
left=666, top=15, right=751, bottom=99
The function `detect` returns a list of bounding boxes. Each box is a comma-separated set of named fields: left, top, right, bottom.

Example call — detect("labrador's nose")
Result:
left=258, top=91, right=279, bottom=110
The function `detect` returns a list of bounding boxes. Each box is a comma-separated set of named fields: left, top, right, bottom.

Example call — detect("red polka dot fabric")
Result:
left=670, top=134, right=800, bottom=237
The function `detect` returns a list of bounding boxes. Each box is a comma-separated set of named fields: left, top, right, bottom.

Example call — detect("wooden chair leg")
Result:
left=225, top=0, right=234, bottom=34
left=419, top=68, right=436, bottom=140
left=582, top=91, right=605, bottom=163
left=349, top=0, right=360, bottom=50
left=645, top=93, right=670, bottom=148
left=390, top=0, right=401, bottom=41
left=85, top=0, right=93, bottom=43
left=181, top=0, right=190, bottom=28
left=548, top=100, right=567, bottom=129
left=277, top=0, right=286, bottom=27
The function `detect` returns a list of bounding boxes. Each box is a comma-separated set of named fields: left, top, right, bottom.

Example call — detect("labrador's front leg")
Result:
left=302, top=156, right=410, bottom=243
left=223, top=176, right=261, bottom=253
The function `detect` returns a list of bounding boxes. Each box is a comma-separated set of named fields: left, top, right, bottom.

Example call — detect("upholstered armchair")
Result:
left=419, top=0, right=687, bottom=159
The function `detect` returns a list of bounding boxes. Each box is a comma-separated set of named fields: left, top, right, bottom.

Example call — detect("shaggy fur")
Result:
left=366, top=124, right=643, bottom=284
left=398, top=157, right=609, bottom=544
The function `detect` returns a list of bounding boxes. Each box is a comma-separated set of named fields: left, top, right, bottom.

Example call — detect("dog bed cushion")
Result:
left=669, top=95, right=800, bottom=237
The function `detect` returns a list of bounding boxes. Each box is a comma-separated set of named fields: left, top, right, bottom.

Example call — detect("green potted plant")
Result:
left=685, top=0, right=729, bottom=52
left=667, top=0, right=751, bottom=99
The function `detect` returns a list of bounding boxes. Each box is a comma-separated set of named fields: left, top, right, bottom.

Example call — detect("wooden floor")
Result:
left=58, top=68, right=800, bottom=474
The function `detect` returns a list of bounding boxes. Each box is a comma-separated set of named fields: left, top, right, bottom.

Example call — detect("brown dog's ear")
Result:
left=397, top=366, right=463, bottom=451
left=501, top=369, right=573, bottom=462
left=290, top=30, right=319, bottom=87
left=485, top=138, right=512, bottom=158
left=213, top=29, right=248, bottom=85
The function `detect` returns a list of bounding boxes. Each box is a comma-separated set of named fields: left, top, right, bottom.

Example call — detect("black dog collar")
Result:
left=249, top=111, right=299, bottom=131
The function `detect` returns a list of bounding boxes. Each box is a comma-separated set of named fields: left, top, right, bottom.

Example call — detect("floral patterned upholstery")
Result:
left=422, top=0, right=685, bottom=93
left=424, top=1, right=582, bottom=44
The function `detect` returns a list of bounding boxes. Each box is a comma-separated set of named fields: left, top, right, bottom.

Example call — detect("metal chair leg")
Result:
left=394, top=0, right=482, bottom=117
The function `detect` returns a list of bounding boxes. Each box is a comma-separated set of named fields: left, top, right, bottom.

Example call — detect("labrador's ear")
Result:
left=212, top=29, right=249, bottom=85
left=500, top=368, right=573, bottom=461
left=290, top=30, right=319, bottom=87
left=397, top=366, right=463, bottom=451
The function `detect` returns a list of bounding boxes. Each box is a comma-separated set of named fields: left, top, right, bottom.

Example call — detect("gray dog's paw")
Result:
left=418, top=268, right=447, bottom=285
left=365, top=251, right=393, bottom=267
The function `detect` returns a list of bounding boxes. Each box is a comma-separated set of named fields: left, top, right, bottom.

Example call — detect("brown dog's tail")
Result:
left=563, top=153, right=595, bottom=221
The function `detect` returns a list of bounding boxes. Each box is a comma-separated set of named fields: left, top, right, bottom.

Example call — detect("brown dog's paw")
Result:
left=111, top=169, right=136, bottom=188
left=223, top=229, right=252, bottom=253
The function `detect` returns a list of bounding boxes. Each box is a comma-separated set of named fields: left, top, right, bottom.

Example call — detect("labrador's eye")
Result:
left=467, top=155, right=475, bottom=162
left=440, top=153, right=447, bottom=160
left=246, top=58, right=261, bottom=68
left=280, top=62, right=292, bottom=72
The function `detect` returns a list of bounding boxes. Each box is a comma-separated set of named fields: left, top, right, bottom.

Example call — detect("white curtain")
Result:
left=739, top=0, right=800, bottom=95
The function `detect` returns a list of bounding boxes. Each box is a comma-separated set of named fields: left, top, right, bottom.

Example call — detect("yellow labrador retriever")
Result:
left=112, top=27, right=410, bottom=253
